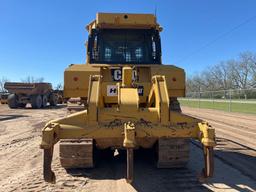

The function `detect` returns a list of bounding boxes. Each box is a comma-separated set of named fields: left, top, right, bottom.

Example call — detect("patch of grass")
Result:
left=179, top=99, right=256, bottom=114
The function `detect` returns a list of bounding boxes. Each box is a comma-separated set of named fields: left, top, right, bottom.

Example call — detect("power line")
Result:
left=175, top=14, right=256, bottom=64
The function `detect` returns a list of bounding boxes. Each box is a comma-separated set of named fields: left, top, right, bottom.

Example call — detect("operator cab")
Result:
left=88, top=29, right=162, bottom=64
left=64, top=13, right=185, bottom=103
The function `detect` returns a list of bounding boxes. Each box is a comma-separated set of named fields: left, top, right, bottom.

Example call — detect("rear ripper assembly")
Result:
left=40, top=67, right=216, bottom=183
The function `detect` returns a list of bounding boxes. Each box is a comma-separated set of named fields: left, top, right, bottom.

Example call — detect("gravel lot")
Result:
left=0, top=104, right=255, bottom=192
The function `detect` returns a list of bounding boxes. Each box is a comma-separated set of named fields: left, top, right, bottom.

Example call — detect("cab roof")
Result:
left=86, top=13, right=162, bottom=32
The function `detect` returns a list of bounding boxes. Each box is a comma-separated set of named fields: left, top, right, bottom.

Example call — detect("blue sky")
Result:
left=0, top=0, right=256, bottom=86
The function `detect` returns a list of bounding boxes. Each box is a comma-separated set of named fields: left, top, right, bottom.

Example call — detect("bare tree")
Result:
left=243, top=52, right=256, bottom=88
left=21, top=76, right=44, bottom=83
left=0, top=77, right=9, bottom=92
left=229, top=52, right=252, bottom=89
left=55, top=83, right=63, bottom=90
left=209, top=61, right=234, bottom=90
left=202, top=70, right=219, bottom=91
left=186, top=74, right=207, bottom=93
left=186, top=51, right=256, bottom=93
left=186, top=77, right=196, bottom=93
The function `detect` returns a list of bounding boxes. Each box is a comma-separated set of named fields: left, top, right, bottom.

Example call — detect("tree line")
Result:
left=186, top=51, right=256, bottom=93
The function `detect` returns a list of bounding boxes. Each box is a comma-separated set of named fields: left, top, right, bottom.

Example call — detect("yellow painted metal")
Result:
left=86, top=13, right=162, bottom=32
left=64, top=65, right=185, bottom=100
left=41, top=73, right=216, bottom=150
left=64, top=13, right=184, bottom=99
left=119, top=88, right=139, bottom=112
left=41, top=12, right=216, bottom=183
left=123, top=122, right=136, bottom=148
left=122, top=67, right=133, bottom=87
left=148, top=76, right=170, bottom=124
left=40, top=113, right=215, bottom=149
left=64, top=64, right=100, bottom=98
left=87, top=75, right=103, bottom=124
left=198, top=122, right=216, bottom=147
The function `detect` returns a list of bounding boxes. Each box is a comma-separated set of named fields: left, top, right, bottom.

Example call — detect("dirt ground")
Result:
left=0, top=104, right=255, bottom=192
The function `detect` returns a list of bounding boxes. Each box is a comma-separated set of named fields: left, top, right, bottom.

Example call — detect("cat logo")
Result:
left=111, top=69, right=138, bottom=81
left=112, top=69, right=122, bottom=81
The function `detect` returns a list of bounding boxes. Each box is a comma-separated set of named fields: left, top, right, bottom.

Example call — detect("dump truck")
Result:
left=40, top=13, right=216, bottom=183
left=53, top=90, right=66, bottom=104
left=4, top=82, right=58, bottom=109
left=0, top=92, right=9, bottom=104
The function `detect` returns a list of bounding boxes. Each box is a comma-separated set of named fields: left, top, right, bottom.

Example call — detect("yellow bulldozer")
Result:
left=40, top=13, right=216, bottom=183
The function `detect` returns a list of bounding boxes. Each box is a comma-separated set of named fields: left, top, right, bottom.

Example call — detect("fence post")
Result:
left=228, top=89, right=231, bottom=112
left=198, top=90, right=201, bottom=108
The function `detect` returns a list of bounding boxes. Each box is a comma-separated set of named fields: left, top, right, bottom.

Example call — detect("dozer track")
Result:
left=59, top=139, right=94, bottom=168
left=157, top=138, right=189, bottom=168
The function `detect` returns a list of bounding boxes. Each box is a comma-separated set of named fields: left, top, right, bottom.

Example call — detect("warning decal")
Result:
left=107, top=85, right=118, bottom=96
left=106, top=85, right=144, bottom=96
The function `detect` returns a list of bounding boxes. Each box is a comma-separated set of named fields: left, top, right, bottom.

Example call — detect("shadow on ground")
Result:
left=67, top=148, right=212, bottom=192
left=0, top=114, right=29, bottom=121
left=214, top=137, right=256, bottom=180
left=191, top=140, right=256, bottom=192
left=64, top=141, right=256, bottom=192
left=25, top=104, right=67, bottom=110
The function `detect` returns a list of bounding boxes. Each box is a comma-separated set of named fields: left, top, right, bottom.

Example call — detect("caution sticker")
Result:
left=107, top=85, right=144, bottom=96
left=107, top=85, right=118, bottom=96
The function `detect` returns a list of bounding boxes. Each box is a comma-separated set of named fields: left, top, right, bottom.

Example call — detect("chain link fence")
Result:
left=179, top=88, right=256, bottom=114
